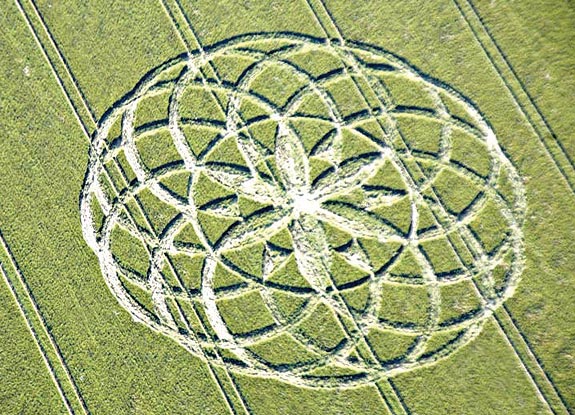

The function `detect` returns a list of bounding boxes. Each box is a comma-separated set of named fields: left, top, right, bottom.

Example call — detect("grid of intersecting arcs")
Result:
left=81, top=34, right=525, bottom=386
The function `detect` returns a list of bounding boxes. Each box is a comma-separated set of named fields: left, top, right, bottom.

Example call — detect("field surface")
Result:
left=0, top=1, right=574, bottom=414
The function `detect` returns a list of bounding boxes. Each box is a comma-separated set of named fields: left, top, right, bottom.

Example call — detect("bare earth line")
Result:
left=0, top=254, right=75, bottom=415
left=452, top=1, right=572, bottom=413
left=300, top=1, right=410, bottom=413
left=453, top=0, right=575, bottom=195
left=14, top=0, right=90, bottom=137
left=10, top=1, right=98, bottom=413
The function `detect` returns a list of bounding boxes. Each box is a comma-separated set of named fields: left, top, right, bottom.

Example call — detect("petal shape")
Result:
left=275, top=122, right=309, bottom=192
left=312, top=152, right=384, bottom=200
left=199, top=194, right=240, bottom=218
left=316, top=201, right=405, bottom=242
left=216, top=206, right=291, bottom=251
left=355, top=186, right=406, bottom=210
left=203, top=162, right=279, bottom=204
left=289, top=214, right=332, bottom=292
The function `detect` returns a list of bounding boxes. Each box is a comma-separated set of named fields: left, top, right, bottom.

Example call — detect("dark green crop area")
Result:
left=0, top=0, right=573, bottom=414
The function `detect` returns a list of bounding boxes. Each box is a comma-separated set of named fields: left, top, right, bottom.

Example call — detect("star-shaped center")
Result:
left=204, top=118, right=405, bottom=294
left=290, top=190, right=320, bottom=217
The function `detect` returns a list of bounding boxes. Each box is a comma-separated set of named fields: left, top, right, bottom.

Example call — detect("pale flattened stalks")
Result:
left=80, top=34, right=525, bottom=387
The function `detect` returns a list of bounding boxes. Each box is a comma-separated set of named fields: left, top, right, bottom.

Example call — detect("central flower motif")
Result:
left=81, top=34, right=525, bottom=386
left=210, top=115, right=391, bottom=294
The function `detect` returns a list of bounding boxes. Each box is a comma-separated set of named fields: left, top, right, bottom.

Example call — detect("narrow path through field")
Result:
left=452, top=1, right=572, bottom=413
left=3, top=1, right=101, bottom=413
left=301, top=1, right=412, bottom=413
left=306, top=0, right=569, bottom=414
left=0, top=237, right=80, bottom=415
left=453, top=0, right=575, bottom=197
left=7, top=0, right=572, bottom=414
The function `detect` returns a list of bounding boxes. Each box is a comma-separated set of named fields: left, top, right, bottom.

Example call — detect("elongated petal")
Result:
left=289, top=214, right=332, bottom=292
left=316, top=202, right=404, bottom=242
left=312, top=152, right=383, bottom=199
left=356, top=187, right=405, bottom=210
left=275, top=122, right=309, bottom=192
left=198, top=194, right=240, bottom=218
left=216, top=207, right=291, bottom=251
left=202, top=162, right=278, bottom=204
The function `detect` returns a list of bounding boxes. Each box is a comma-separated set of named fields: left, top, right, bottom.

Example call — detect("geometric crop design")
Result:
left=80, top=34, right=525, bottom=387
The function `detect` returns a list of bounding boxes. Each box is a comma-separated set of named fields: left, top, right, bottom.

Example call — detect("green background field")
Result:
left=1, top=0, right=574, bottom=414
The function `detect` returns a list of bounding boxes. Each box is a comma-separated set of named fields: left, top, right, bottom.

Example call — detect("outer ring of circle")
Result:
left=79, top=32, right=526, bottom=387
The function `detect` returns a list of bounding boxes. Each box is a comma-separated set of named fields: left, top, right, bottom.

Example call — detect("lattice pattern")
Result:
left=80, top=34, right=525, bottom=386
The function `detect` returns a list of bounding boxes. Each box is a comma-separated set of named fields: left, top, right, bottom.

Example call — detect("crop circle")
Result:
left=80, top=34, right=525, bottom=386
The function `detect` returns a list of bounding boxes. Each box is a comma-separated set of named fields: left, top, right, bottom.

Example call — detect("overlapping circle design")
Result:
left=80, top=34, right=525, bottom=387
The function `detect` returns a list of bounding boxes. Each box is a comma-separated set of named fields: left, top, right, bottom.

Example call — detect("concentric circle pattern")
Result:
left=80, top=34, right=525, bottom=386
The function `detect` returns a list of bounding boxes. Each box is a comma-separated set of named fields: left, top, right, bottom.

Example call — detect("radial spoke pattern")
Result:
left=79, top=34, right=525, bottom=387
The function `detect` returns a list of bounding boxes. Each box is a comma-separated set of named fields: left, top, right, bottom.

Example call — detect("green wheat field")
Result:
left=1, top=1, right=574, bottom=414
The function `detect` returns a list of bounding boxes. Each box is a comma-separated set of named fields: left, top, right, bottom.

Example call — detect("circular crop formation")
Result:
left=80, top=34, right=525, bottom=387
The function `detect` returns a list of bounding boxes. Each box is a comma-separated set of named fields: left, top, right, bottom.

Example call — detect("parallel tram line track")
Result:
left=26, top=0, right=98, bottom=127
left=495, top=305, right=572, bottom=414
left=300, top=0, right=562, bottom=413
left=464, top=0, right=575, bottom=172
left=17, top=0, right=252, bottom=414
left=0, top=244, right=78, bottom=415
left=452, top=0, right=575, bottom=195
left=301, top=1, right=412, bottom=413
left=452, top=0, right=572, bottom=413
left=459, top=220, right=567, bottom=414
left=8, top=1, right=99, bottom=413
